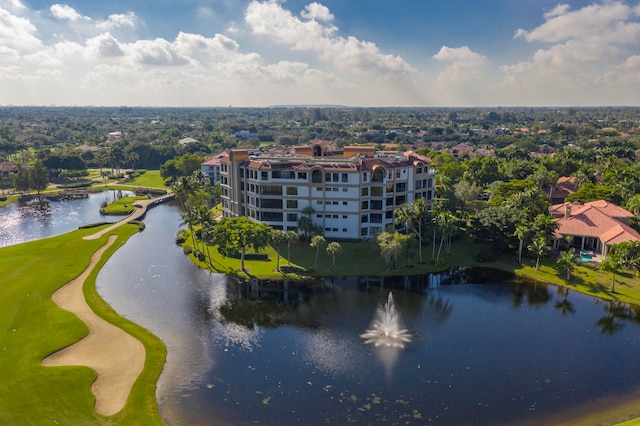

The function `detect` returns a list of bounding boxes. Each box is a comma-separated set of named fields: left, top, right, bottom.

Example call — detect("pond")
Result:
left=0, top=190, right=132, bottom=247
left=94, top=204, right=640, bottom=425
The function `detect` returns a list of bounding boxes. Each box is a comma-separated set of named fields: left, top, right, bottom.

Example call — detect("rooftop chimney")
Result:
left=564, top=205, right=572, bottom=219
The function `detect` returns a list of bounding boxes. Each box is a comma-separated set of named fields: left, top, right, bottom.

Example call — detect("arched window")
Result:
left=313, top=146, right=322, bottom=157
left=311, top=169, right=323, bottom=183
left=372, top=167, right=385, bottom=182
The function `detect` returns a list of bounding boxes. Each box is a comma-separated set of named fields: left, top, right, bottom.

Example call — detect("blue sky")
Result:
left=2, top=0, right=640, bottom=106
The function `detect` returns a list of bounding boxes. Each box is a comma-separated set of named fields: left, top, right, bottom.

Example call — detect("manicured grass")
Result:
left=0, top=194, right=19, bottom=208
left=186, top=232, right=640, bottom=306
left=101, top=196, right=147, bottom=215
left=123, top=170, right=168, bottom=189
left=0, top=225, right=165, bottom=425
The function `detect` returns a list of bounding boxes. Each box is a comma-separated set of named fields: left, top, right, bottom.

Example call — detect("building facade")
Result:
left=218, top=143, right=435, bottom=240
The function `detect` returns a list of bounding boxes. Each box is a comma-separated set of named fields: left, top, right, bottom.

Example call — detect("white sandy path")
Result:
left=42, top=235, right=146, bottom=416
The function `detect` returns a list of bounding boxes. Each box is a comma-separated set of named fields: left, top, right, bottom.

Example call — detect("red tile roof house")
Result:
left=549, top=200, right=640, bottom=257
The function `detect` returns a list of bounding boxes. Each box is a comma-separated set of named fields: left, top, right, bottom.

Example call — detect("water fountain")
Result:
left=360, top=292, right=412, bottom=348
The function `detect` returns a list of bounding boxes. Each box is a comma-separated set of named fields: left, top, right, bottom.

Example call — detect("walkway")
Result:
left=84, top=191, right=174, bottom=240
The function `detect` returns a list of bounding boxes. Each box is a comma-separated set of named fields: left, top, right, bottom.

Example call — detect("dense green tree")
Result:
left=213, top=217, right=272, bottom=272
left=271, top=230, right=288, bottom=272
left=29, top=161, right=48, bottom=195
left=528, top=237, right=550, bottom=270
left=377, top=231, right=403, bottom=270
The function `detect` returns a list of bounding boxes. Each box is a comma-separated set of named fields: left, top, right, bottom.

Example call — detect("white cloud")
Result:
left=96, top=12, right=137, bottom=31
left=245, top=0, right=415, bottom=78
left=431, top=46, right=490, bottom=105
left=0, top=7, right=42, bottom=51
left=86, top=33, right=124, bottom=58
left=50, top=4, right=91, bottom=22
left=301, top=2, right=334, bottom=22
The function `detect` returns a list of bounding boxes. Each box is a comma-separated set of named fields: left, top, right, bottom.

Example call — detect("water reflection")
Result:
left=0, top=190, right=132, bottom=247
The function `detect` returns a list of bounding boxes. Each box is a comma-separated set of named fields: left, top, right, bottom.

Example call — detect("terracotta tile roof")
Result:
left=201, top=151, right=229, bottom=166
left=551, top=200, right=640, bottom=245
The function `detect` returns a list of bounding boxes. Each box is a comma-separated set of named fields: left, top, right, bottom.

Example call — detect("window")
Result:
left=342, top=173, right=348, bottom=182
left=261, top=199, right=283, bottom=209
left=298, top=172, right=307, bottom=180
left=395, top=195, right=406, bottom=205
left=312, top=169, right=322, bottom=183
left=287, top=187, right=298, bottom=195
left=286, top=200, right=298, bottom=209
left=342, top=188, right=348, bottom=192
left=240, top=168, right=244, bottom=177
left=240, top=182, right=245, bottom=190
left=332, top=201, right=339, bottom=205
left=361, top=227, right=368, bottom=237
left=332, top=214, right=339, bottom=219
left=386, top=184, right=394, bottom=193
left=361, top=201, right=369, bottom=209
left=342, top=228, right=347, bottom=233
left=332, top=228, right=338, bottom=232
left=317, top=200, right=323, bottom=205
left=396, top=182, right=406, bottom=192
left=371, top=187, right=383, bottom=196
left=416, top=167, right=423, bottom=174
left=342, top=201, right=348, bottom=206
left=386, top=211, right=394, bottom=219
left=396, top=170, right=401, bottom=178
left=363, top=172, right=368, bottom=182
left=332, top=187, right=338, bottom=192
left=370, top=213, right=382, bottom=223
left=287, top=213, right=298, bottom=222
left=415, top=180, right=422, bottom=190
left=386, top=197, right=393, bottom=206
left=317, top=214, right=323, bottom=218
left=361, top=214, right=368, bottom=223
left=261, top=171, right=268, bottom=180
left=343, top=215, right=347, bottom=219
left=371, top=200, right=383, bottom=210
left=361, top=187, right=369, bottom=196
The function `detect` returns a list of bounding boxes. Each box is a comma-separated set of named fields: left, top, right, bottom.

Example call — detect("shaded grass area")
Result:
left=0, top=225, right=165, bottom=425
left=101, top=196, right=147, bottom=215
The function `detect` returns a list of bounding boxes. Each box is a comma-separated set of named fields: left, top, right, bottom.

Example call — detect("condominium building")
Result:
left=218, top=141, right=435, bottom=239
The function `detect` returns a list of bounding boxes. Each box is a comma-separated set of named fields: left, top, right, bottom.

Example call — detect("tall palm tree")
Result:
left=326, top=242, right=342, bottom=272
left=285, top=230, right=298, bottom=266
left=412, top=198, right=429, bottom=263
left=271, top=230, right=287, bottom=272
left=514, top=223, right=530, bottom=264
left=310, top=235, right=326, bottom=271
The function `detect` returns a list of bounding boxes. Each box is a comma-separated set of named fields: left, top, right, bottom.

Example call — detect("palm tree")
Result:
left=271, top=230, right=287, bottom=272
left=180, top=207, right=199, bottom=250
left=298, top=206, right=316, bottom=242
left=285, top=230, right=298, bottom=266
left=528, top=236, right=549, bottom=270
left=310, top=235, right=326, bottom=271
left=600, top=253, right=622, bottom=293
left=395, top=204, right=413, bottom=235
left=326, top=242, right=342, bottom=272
left=514, top=223, right=530, bottom=264
left=557, top=250, right=579, bottom=281
left=193, top=204, right=214, bottom=262
left=173, top=175, right=196, bottom=210
left=412, top=198, right=429, bottom=263
left=626, top=194, right=640, bottom=218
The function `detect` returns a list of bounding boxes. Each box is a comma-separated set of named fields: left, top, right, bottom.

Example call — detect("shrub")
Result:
left=0, top=195, right=6, bottom=202
left=182, top=245, right=193, bottom=255
left=175, top=230, right=186, bottom=245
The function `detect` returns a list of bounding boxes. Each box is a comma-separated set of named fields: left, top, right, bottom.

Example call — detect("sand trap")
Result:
left=42, top=235, right=146, bottom=416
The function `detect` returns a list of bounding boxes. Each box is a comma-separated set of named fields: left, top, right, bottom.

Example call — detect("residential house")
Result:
left=549, top=176, right=577, bottom=205
left=201, top=151, right=229, bottom=185
left=550, top=200, right=640, bottom=256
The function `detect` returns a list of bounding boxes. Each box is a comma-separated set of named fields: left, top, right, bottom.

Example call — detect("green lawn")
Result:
left=101, top=196, right=147, bottom=215
left=0, top=194, right=19, bottom=207
left=123, top=170, right=168, bottom=189
left=0, top=225, right=165, bottom=425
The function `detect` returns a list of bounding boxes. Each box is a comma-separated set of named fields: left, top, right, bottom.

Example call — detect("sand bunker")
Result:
left=42, top=235, right=146, bottom=416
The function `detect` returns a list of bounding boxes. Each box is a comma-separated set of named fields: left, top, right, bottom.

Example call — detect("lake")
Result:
left=91, top=203, right=640, bottom=425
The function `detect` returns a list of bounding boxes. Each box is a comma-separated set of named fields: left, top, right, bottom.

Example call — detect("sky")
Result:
left=1, top=0, right=640, bottom=107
